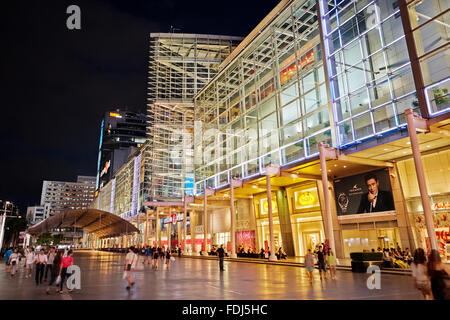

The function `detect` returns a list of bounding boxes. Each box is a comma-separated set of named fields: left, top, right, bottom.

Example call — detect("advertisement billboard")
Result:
left=334, top=168, right=395, bottom=216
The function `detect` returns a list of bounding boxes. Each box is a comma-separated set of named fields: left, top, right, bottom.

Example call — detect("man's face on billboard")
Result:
left=366, top=178, right=379, bottom=195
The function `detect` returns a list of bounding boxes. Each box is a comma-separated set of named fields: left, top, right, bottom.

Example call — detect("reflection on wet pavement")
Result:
left=0, top=250, right=422, bottom=300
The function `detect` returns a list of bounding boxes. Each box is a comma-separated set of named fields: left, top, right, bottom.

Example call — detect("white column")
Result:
left=184, top=197, right=188, bottom=255
left=203, top=188, right=215, bottom=255
left=318, top=142, right=337, bottom=254
left=168, top=221, right=171, bottom=251
left=405, top=109, right=438, bottom=250
left=265, top=166, right=279, bottom=262
left=203, top=191, right=208, bottom=255
left=230, top=179, right=242, bottom=258
left=156, top=208, right=161, bottom=248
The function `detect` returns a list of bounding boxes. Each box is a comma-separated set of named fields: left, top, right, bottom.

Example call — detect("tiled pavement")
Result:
left=0, top=250, right=422, bottom=300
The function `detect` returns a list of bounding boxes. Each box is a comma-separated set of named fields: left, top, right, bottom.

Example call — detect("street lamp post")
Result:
left=0, top=202, right=11, bottom=251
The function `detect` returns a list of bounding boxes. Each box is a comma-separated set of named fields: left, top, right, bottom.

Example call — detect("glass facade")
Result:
left=146, top=34, right=241, bottom=202
left=320, top=0, right=420, bottom=146
left=406, top=0, right=450, bottom=116
left=195, top=0, right=333, bottom=192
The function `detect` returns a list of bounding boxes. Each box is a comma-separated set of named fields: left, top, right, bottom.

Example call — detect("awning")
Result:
left=27, top=209, right=140, bottom=239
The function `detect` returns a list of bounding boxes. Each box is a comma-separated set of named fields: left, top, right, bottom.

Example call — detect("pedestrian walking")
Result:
left=427, top=249, right=450, bottom=300
left=4, top=248, right=13, bottom=272
left=411, top=248, right=432, bottom=300
left=35, top=249, right=48, bottom=285
left=160, top=246, right=165, bottom=260
left=143, top=245, right=150, bottom=267
left=25, top=247, right=35, bottom=279
left=124, top=246, right=137, bottom=290
left=316, top=245, right=327, bottom=280
left=305, top=249, right=315, bottom=283
left=8, top=249, right=19, bottom=278
left=326, top=249, right=337, bottom=280
left=165, top=249, right=171, bottom=270
left=46, top=250, right=62, bottom=294
left=217, top=245, right=225, bottom=271
left=44, top=247, right=56, bottom=282
left=178, top=246, right=181, bottom=257
left=59, top=250, right=74, bottom=294
left=152, top=247, right=159, bottom=270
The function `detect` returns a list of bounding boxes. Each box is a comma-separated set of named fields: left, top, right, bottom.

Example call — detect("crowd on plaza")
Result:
left=1, top=246, right=74, bottom=294
left=122, top=244, right=180, bottom=290
left=2, top=242, right=448, bottom=299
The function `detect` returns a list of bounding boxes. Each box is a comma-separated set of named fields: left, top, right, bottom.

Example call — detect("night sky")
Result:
left=0, top=0, right=278, bottom=212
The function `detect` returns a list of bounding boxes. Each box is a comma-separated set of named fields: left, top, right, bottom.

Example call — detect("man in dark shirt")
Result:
left=217, top=245, right=225, bottom=271
left=316, top=246, right=327, bottom=280
left=357, top=174, right=395, bottom=213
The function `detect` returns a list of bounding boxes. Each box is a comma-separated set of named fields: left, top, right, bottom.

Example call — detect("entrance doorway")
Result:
left=303, top=231, right=321, bottom=254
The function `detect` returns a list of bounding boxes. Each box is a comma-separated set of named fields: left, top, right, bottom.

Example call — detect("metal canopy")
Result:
left=26, top=209, right=140, bottom=239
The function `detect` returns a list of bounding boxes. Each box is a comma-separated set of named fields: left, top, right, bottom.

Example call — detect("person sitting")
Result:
left=382, top=248, right=393, bottom=268
left=260, top=248, right=265, bottom=259
left=279, top=247, right=287, bottom=260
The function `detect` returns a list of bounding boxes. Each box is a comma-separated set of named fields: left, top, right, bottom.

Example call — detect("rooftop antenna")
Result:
left=170, top=25, right=181, bottom=33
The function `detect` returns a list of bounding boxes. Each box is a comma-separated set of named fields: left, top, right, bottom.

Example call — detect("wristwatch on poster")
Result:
left=338, top=193, right=349, bottom=213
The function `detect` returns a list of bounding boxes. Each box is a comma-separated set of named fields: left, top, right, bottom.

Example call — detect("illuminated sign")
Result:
left=131, top=154, right=141, bottom=216
left=260, top=198, right=278, bottom=215
left=94, top=190, right=99, bottom=198
left=297, top=191, right=317, bottom=207
left=433, top=202, right=450, bottom=210
left=109, top=112, right=122, bottom=118
left=164, top=214, right=183, bottom=224
left=100, top=161, right=110, bottom=177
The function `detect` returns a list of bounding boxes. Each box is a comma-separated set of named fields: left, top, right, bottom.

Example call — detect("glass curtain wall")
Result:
left=406, top=0, right=449, bottom=116
left=195, top=0, right=332, bottom=192
left=319, top=0, right=419, bottom=146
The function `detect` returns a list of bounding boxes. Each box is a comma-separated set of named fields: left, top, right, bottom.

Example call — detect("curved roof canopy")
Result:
left=27, top=209, right=140, bottom=239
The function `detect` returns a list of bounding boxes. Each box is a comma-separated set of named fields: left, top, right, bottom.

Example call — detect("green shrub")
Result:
left=350, top=252, right=383, bottom=261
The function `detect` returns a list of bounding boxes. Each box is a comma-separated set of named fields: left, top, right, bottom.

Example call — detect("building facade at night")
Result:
left=96, top=110, right=147, bottom=190
left=92, top=0, right=449, bottom=262
left=192, top=0, right=449, bottom=260
left=144, top=33, right=242, bottom=203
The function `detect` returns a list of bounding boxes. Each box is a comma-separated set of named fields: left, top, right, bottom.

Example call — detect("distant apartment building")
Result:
left=40, top=176, right=96, bottom=215
left=26, top=206, right=45, bottom=225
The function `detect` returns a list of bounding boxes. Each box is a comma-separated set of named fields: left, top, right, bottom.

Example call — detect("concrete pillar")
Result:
left=405, top=109, right=438, bottom=250
left=203, top=188, right=214, bottom=254
left=276, top=188, right=295, bottom=257
left=145, top=211, right=149, bottom=246
left=156, top=208, right=161, bottom=248
left=184, top=198, right=188, bottom=255
left=177, top=218, right=181, bottom=251
left=265, top=165, right=280, bottom=262
left=168, top=221, right=171, bottom=251
left=318, top=142, right=337, bottom=254
left=230, top=179, right=242, bottom=258
left=191, top=211, right=197, bottom=255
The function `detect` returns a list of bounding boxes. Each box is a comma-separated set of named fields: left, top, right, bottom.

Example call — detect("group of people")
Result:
left=304, top=245, right=337, bottom=282
left=380, top=247, right=413, bottom=269
left=410, top=248, right=449, bottom=300
left=123, top=244, right=178, bottom=290
left=3, top=246, right=74, bottom=294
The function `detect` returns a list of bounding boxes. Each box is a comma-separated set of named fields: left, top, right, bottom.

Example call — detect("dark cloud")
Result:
left=0, top=0, right=277, bottom=211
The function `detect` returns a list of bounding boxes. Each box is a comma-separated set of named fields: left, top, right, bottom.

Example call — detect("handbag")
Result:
left=55, top=275, right=61, bottom=285
left=127, top=254, right=136, bottom=271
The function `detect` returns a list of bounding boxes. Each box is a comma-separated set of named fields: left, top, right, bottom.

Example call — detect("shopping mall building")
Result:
left=94, top=0, right=449, bottom=262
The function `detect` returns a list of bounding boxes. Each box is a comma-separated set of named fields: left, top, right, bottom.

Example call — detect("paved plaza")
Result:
left=0, top=250, right=422, bottom=300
